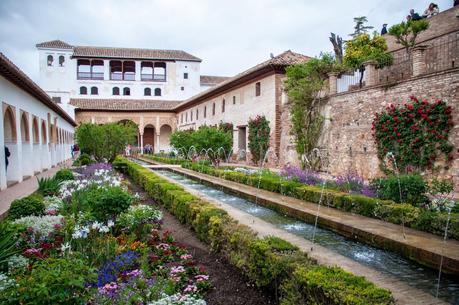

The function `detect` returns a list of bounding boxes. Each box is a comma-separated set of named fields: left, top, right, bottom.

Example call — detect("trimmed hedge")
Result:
left=178, top=162, right=459, bottom=240
left=141, top=155, right=191, bottom=165
left=117, top=156, right=394, bottom=305
left=8, top=194, right=45, bottom=220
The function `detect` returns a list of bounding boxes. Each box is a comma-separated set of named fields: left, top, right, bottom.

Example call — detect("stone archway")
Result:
left=3, top=105, right=19, bottom=185
left=159, top=124, right=172, bottom=152
left=143, top=124, right=155, bottom=153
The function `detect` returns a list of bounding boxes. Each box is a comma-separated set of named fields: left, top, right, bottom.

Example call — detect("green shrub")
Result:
left=54, top=168, right=74, bottom=181
left=280, top=266, right=395, bottom=305
left=370, top=174, right=428, bottom=206
left=73, top=153, right=93, bottom=166
left=0, top=222, right=21, bottom=271
left=37, top=176, right=61, bottom=196
left=1, top=257, right=96, bottom=304
left=8, top=195, right=45, bottom=220
left=86, top=186, right=132, bottom=221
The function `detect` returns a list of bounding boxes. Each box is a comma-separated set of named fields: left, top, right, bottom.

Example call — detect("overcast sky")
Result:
left=0, top=0, right=453, bottom=81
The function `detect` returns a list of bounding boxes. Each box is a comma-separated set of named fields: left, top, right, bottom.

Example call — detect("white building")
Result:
left=36, top=40, right=228, bottom=119
left=0, top=52, right=76, bottom=191
left=175, top=50, right=309, bottom=163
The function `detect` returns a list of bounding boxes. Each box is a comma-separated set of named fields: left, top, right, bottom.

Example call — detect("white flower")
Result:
left=91, top=221, right=101, bottom=230
left=60, top=242, right=71, bottom=253
left=98, top=225, right=109, bottom=233
left=107, top=220, right=114, bottom=228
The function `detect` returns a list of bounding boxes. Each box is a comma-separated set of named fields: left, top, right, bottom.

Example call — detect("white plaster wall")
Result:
left=38, top=48, right=202, bottom=107
left=177, top=74, right=277, bottom=155
left=0, top=76, right=75, bottom=191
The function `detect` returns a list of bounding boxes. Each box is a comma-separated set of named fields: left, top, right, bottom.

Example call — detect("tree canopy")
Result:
left=349, top=16, right=374, bottom=37
left=388, top=20, right=429, bottom=53
left=76, top=122, right=137, bottom=162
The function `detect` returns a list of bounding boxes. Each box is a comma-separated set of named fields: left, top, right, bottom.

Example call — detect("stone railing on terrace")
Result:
left=331, top=36, right=458, bottom=95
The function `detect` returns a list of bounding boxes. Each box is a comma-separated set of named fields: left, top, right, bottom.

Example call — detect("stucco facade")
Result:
left=0, top=53, right=76, bottom=191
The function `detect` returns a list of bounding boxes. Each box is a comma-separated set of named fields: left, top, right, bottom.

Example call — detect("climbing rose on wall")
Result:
left=248, top=115, right=271, bottom=166
left=372, top=96, right=454, bottom=172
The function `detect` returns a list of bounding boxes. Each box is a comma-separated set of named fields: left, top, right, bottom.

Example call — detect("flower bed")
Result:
left=0, top=165, right=210, bottom=304
left=115, top=156, right=395, bottom=305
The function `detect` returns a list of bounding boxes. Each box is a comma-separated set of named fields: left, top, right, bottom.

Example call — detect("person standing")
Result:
left=381, top=23, right=388, bottom=35
left=4, top=146, right=10, bottom=172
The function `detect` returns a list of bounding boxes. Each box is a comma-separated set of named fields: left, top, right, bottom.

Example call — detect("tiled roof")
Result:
left=72, top=46, right=202, bottom=62
left=0, top=52, right=76, bottom=126
left=70, top=98, right=181, bottom=111
left=176, top=50, right=310, bottom=110
left=36, top=39, right=73, bottom=49
left=200, top=75, right=230, bottom=86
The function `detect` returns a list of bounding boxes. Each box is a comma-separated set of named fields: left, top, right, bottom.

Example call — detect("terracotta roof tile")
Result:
left=176, top=50, right=310, bottom=110
left=70, top=98, right=181, bottom=111
left=72, top=46, right=201, bottom=62
left=36, top=40, right=73, bottom=49
left=0, top=52, right=76, bottom=126
left=200, top=75, right=230, bottom=85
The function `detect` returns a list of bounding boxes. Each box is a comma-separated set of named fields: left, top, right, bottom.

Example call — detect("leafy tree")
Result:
left=170, top=126, right=232, bottom=164
left=76, top=122, right=137, bottom=162
left=193, top=126, right=232, bottom=163
left=388, top=20, right=429, bottom=53
left=248, top=115, right=271, bottom=166
left=343, top=33, right=393, bottom=86
left=349, top=16, right=374, bottom=37
left=285, top=53, right=337, bottom=169
left=170, top=129, right=195, bottom=157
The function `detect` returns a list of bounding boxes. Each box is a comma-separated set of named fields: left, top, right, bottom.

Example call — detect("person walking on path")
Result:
left=4, top=146, right=10, bottom=172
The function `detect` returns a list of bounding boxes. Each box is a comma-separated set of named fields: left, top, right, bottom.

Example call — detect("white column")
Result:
left=135, top=61, right=141, bottom=81
left=156, top=133, right=160, bottom=153
left=0, top=110, right=6, bottom=190
left=104, top=59, right=110, bottom=80
left=140, top=132, right=144, bottom=154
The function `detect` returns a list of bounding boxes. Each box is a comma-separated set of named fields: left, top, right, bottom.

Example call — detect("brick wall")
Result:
left=315, top=69, right=459, bottom=191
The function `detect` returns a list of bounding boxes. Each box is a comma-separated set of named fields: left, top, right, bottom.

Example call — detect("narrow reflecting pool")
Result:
left=155, top=169, right=459, bottom=304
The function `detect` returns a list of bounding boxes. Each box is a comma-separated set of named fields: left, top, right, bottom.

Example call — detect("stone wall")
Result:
left=281, top=68, right=459, bottom=192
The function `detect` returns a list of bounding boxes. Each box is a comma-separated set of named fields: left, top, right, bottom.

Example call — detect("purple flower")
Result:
left=281, top=166, right=322, bottom=185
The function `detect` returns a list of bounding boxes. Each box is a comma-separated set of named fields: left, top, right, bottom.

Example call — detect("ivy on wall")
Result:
left=248, top=115, right=271, bottom=165
left=372, top=96, right=454, bottom=172
left=284, top=53, right=337, bottom=169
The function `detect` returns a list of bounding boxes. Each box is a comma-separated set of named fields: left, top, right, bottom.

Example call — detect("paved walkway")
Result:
left=154, top=169, right=448, bottom=305
left=0, top=161, right=71, bottom=218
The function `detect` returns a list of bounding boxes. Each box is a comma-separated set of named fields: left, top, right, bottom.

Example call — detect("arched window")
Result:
left=59, top=55, right=65, bottom=66
left=212, top=103, right=216, bottom=116
left=222, top=99, right=225, bottom=113
left=144, top=88, right=151, bottom=96
left=47, top=55, right=53, bottom=66
left=80, top=86, right=87, bottom=95
left=204, top=106, right=207, bottom=118
left=191, top=110, right=193, bottom=121
left=32, top=118, right=39, bottom=144
left=90, top=86, right=98, bottom=95
left=255, top=82, right=261, bottom=96
left=196, top=109, right=199, bottom=120
left=154, top=88, right=161, bottom=96
left=112, top=87, right=120, bottom=95
left=123, top=87, right=130, bottom=96
left=233, top=96, right=236, bottom=104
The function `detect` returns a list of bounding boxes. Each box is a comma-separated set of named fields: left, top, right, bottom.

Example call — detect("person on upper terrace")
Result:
left=423, top=3, right=439, bottom=18
left=409, top=8, right=423, bottom=20
left=381, top=23, right=388, bottom=35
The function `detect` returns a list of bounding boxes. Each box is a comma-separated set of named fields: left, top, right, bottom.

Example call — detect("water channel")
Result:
left=153, top=168, right=459, bottom=304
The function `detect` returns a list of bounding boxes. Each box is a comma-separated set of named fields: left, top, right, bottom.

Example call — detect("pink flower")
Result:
left=184, top=284, right=198, bottom=293
left=195, top=274, right=209, bottom=282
